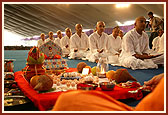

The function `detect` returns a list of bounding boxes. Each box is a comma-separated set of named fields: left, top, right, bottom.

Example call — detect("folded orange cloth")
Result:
left=52, top=90, right=133, bottom=111
left=135, top=77, right=164, bottom=111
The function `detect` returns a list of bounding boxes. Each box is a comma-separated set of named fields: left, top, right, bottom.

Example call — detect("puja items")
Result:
left=117, top=81, right=141, bottom=88
left=4, top=96, right=30, bottom=107
left=77, top=62, right=87, bottom=73
left=97, top=57, right=109, bottom=78
left=4, top=72, right=14, bottom=80
left=91, top=66, right=100, bottom=76
left=30, top=74, right=53, bottom=91
left=99, top=82, right=115, bottom=91
left=23, top=46, right=45, bottom=82
left=84, top=75, right=94, bottom=84
left=106, top=69, right=137, bottom=83
left=61, top=72, right=81, bottom=80
left=4, top=59, right=15, bottom=72
left=77, top=83, right=98, bottom=90
left=4, top=80, right=18, bottom=89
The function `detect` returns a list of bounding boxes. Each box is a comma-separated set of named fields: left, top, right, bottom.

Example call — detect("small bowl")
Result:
left=77, top=83, right=98, bottom=90
left=100, top=82, right=115, bottom=91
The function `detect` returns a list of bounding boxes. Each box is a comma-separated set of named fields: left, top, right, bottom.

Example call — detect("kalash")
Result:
left=22, top=46, right=46, bottom=82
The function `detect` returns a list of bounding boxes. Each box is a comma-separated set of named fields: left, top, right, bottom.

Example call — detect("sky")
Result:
left=3, top=29, right=37, bottom=46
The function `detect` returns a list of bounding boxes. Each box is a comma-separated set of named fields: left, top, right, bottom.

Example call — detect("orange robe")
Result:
left=135, top=77, right=164, bottom=111
left=52, top=77, right=164, bottom=111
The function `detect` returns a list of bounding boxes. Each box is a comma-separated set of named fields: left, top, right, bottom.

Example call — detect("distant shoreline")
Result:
left=4, top=46, right=33, bottom=50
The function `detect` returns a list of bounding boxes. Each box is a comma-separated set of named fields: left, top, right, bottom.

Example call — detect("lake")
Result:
left=4, top=50, right=29, bottom=72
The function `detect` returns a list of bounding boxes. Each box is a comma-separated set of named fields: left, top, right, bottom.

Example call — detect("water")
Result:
left=4, top=50, right=29, bottom=72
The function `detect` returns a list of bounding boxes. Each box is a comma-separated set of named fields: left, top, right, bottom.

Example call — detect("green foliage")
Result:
left=27, top=55, right=44, bottom=64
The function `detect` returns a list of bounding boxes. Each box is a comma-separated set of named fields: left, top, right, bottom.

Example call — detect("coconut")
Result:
left=77, top=62, right=87, bottom=73
left=30, top=74, right=53, bottom=91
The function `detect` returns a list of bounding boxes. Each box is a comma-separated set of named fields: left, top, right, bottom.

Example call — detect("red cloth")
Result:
left=65, top=68, right=77, bottom=72
left=14, top=70, right=143, bottom=111
left=14, top=71, right=62, bottom=111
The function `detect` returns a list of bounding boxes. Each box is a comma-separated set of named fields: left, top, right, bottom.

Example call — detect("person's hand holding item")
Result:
left=144, top=73, right=164, bottom=91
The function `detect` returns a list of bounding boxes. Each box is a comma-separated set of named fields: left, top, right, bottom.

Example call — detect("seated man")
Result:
left=108, top=27, right=122, bottom=64
left=46, top=31, right=55, bottom=42
left=37, top=33, right=46, bottom=47
left=151, top=34, right=164, bottom=65
left=151, top=29, right=164, bottom=52
left=87, top=21, right=110, bottom=63
left=54, top=30, right=63, bottom=47
left=52, top=73, right=164, bottom=111
left=60, top=28, right=72, bottom=57
left=119, top=16, right=159, bottom=70
left=118, top=30, right=124, bottom=40
left=69, top=24, right=89, bottom=59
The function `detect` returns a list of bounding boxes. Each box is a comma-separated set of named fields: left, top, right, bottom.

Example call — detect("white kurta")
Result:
left=152, top=36, right=160, bottom=52
left=69, top=33, right=89, bottom=59
left=87, top=32, right=110, bottom=62
left=152, top=34, right=164, bottom=65
left=37, top=39, right=46, bottom=47
left=108, top=35, right=122, bottom=64
left=119, top=28, right=158, bottom=70
left=54, top=38, right=62, bottom=47
left=108, top=35, right=122, bottom=54
left=60, top=35, right=70, bottom=55
left=158, top=34, right=164, bottom=53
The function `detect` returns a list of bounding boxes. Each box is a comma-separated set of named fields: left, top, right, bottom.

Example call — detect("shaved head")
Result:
left=134, top=16, right=146, bottom=34
left=135, top=16, right=146, bottom=23
left=57, top=30, right=62, bottom=39
left=65, top=27, right=72, bottom=38
left=40, top=33, right=45, bottom=40
left=96, top=21, right=105, bottom=35
left=65, top=27, right=71, bottom=32
left=75, top=24, right=82, bottom=29
left=96, top=21, right=105, bottom=27
left=48, top=31, right=53, bottom=39
left=40, top=33, right=45, bottom=37
left=75, top=24, right=82, bottom=34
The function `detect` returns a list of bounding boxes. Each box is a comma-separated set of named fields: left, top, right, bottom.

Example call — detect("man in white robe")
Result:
left=54, top=30, right=62, bottom=47
left=118, top=30, right=124, bottom=40
left=69, top=24, right=89, bottom=59
left=61, top=28, right=71, bottom=57
left=151, top=34, right=164, bottom=65
left=87, top=21, right=110, bottom=63
left=108, top=27, right=122, bottom=64
left=119, top=16, right=158, bottom=70
left=46, top=31, right=55, bottom=42
left=151, top=29, right=164, bottom=52
left=37, top=33, right=46, bottom=47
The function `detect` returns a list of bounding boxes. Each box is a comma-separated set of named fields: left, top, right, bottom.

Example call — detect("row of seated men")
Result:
left=37, top=16, right=164, bottom=70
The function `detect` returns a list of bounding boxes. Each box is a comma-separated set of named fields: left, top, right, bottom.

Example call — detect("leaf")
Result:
left=27, top=56, right=37, bottom=64
left=37, top=55, right=45, bottom=64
